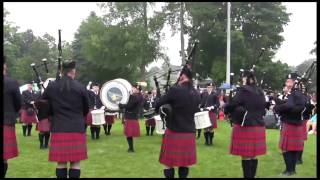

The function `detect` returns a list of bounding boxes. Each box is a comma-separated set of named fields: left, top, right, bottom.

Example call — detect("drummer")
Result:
left=144, top=91, right=156, bottom=136
left=119, top=84, right=143, bottom=153
left=200, top=82, right=220, bottom=146
left=87, top=82, right=104, bottom=140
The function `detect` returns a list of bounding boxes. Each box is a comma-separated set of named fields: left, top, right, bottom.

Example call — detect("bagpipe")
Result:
left=153, top=40, right=199, bottom=129
left=30, top=30, right=63, bottom=121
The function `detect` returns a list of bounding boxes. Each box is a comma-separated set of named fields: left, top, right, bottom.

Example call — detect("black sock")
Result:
left=241, top=160, right=252, bottom=178
left=107, top=125, right=112, bottom=134
left=151, top=127, right=155, bottom=136
left=197, top=129, right=201, bottom=138
left=297, top=151, right=303, bottom=162
left=251, top=159, right=258, bottom=178
left=69, top=169, right=81, bottom=178
left=209, top=132, right=214, bottom=145
left=3, top=162, right=8, bottom=178
left=164, top=168, right=175, bottom=178
left=39, top=133, right=44, bottom=148
left=146, top=126, right=150, bottom=135
left=90, top=127, right=95, bottom=139
left=22, top=125, right=27, bottom=136
left=56, top=168, right=68, bottom=178
left=290, top=151, right=297, bottom=172
left=27, top=124, right=32, bottom=136
left=96, top=126, right=101, bottom=139
left=283, top=152, right=291, bottom=172
left=44, top=133, right=50, bottom=148
left=127, top=137, right=134, bottom=151
left=178, top=167, right=189, bottom=178
left=204, top=132, right=209, bottom=145
left=103, top=125, right=107, bottom=134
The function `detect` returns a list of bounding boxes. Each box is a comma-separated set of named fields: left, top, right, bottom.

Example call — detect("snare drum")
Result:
left=154, top=115, right=165, bottom=134
left=194, top=111, right=212, bottom=129
left=91, top=109, right=106, bottom=125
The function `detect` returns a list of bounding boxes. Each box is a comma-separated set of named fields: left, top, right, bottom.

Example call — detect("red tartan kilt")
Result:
left=209, top=112, right=217, bottom=129
left=3, top=125, right=19, bottom=160
left=279, top=122, right=305, bottom=151
left=49, top=133, right=88, bottom=162
left=124, top=119, right=140, bottom=137
left=105, top=115, right=115, bottom=124
left=230, top=124, right=266, bottom=157
left=85, top=109, right=93, bottom=125
left=20, top=109, right=37, bottom=124
left=36, top=118, right=50, bottom=132
left=159, top=128, right=197, bottom=167
left=145, top=118, right=156, bottom=127
left=302, top=120, right=308, bottom=141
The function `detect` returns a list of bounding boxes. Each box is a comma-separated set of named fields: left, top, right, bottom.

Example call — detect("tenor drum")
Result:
left=194, top=111, right=212, bottom=129
left=91, top=109, right=106, bottom=125
left=154, top=115, right=165, bottom=134
left=100, top=78, right=132, bottom=111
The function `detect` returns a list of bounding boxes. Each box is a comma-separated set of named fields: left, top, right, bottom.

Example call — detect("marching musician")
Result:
left=20, top=81, right=38, bottom=136
left=3, top=57, right=22, bottom=178
left=87, top=82, right=103, bottom=140
left=144, top=91, right=156, bottom=136
left=273, top=72, right=307, bottom=176
left=200, top=82, right=220, bottom=146
left=41, top=60, right=89, bottom=178
left=155, top=67, right=201, bottom=178
left=224, top=70, right=267, bottom=178
left=297, top=89, right=316, bottom=165
left=35, top=90, right=51, bottom=149
left=119, top=84, right=143, bottom=153
left=103, top=109, right=116, bottom=136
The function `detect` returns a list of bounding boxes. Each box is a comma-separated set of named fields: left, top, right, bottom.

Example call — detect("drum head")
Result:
left=100, top=79, right=132, bottom=111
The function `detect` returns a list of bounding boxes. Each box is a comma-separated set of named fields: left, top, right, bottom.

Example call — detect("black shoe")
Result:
left=107, top=132, right=111, bottom=135
left=280, top=171, right=296, bottom=176
left=127, top=149, right=134, bottom=153
left=296, top=159, right=303, bottom=165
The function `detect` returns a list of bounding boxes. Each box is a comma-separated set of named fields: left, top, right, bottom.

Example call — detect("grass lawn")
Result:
left=6, top=119, right=317, bottom=178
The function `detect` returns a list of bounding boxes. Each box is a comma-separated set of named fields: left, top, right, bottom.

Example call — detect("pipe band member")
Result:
left=41, top=60, right=90, bottom=178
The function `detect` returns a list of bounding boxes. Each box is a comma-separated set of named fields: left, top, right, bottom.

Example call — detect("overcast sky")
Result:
left=4, top=2, right=317, bottom=69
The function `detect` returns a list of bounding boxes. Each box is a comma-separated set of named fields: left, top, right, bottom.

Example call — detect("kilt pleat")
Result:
left=159, top=128, right=196, bottom=167
left=49, top=133, right=87, bottom=162
left=3, top=125, right=19, bottom=160
left=36, top=118, right=50, bottom=132
left=124, top=119, right=140, bottom=137
left=279, top=122, right=305, bottom=151
left=209, top=112, right=217, bottom=129
left=145, top=118, right=156, bottom=127
left=105, top=115, right=115, bottom=124
left=230, top=124, right=266, bottom=157
left=21, top=109, right=37, bottom=124
left=85, top=109, right=93, bottom=125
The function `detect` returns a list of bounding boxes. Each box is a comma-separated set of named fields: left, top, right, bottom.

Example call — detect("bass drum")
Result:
left=100, top=78, right=132, bottom=111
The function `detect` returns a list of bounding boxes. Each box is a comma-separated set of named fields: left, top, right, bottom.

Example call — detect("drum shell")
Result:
left=100, top=79, right=132, bottom=111
left=194, top=111, right=212, bottom=129
left=91, top=109, right=105, bottom=125
left=154, top=115, right=165, bottom=134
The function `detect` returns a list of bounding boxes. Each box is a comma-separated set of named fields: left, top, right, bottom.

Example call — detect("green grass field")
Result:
left=6, top=119, right=317, bottom=178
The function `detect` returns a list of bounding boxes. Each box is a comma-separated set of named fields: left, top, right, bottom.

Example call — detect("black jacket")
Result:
left=274, top=90, right=307, bottom=125
left=200, top=91, right=220, bottom=113
left=88, top=90, right=103, bottom=109
left=4, top=75, right=22, bottom=125
left=119, top=93, right=143, bottom=120
left=21, top=90, right=38, bottom=109
left=41, top=76, right=90, bottom=133
left=224, top=85, right=266, bottom=126
left=155, top=82, right=201, bottom=133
